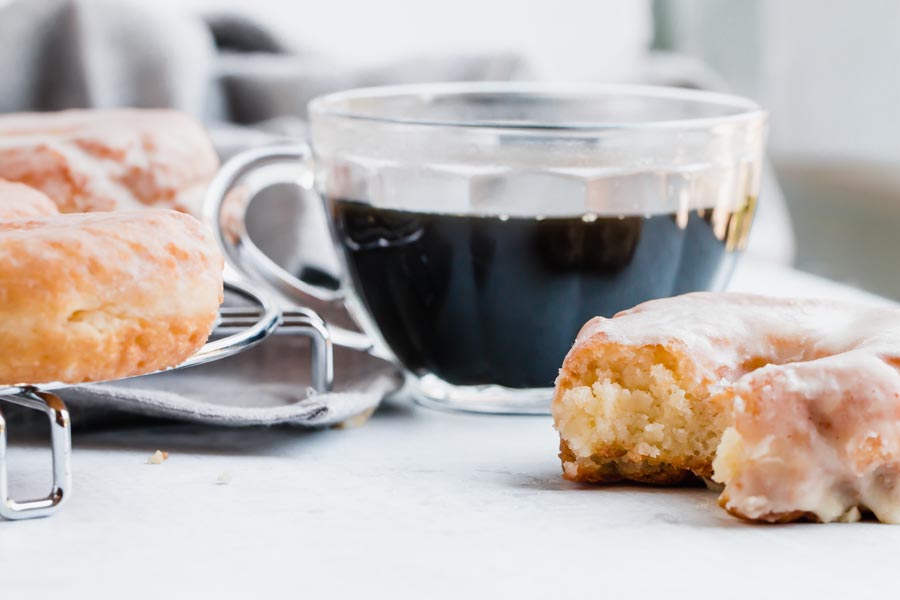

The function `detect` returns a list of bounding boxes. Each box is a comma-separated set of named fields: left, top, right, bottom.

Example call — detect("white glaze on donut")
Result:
left=557, top=292, right=900, bottom=523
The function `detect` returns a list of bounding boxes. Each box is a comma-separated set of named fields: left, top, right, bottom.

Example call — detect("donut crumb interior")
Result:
left=553, top=345, right=729, bottom=484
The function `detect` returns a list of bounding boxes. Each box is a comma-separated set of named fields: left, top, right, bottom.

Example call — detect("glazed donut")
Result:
left=0, top=179, right=59, bottom=220
left=0, top=109, right=219, bottom=215
left=553, top=293, right=900, bottom=523
left=0, top=209, right=223, bottom=384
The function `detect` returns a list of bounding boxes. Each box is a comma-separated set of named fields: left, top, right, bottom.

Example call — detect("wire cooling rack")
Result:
left=0, top=278, right=334, bottom=521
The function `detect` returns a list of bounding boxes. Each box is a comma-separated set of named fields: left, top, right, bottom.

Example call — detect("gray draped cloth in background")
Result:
left=0, top=0, right=529, bottom=430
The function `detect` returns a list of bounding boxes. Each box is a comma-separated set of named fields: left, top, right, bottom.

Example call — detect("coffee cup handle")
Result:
left=204, top=144, right=375, bottom=353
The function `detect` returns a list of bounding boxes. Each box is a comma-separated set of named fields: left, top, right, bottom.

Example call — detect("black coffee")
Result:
left=332, top=200, right=752, bottom=388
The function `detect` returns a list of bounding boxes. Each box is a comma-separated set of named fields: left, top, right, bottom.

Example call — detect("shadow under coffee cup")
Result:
left=207, top=83, right=767, bottom=414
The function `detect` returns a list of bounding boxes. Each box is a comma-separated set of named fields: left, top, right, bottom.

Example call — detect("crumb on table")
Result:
left=147, top=450, right=169, bottom=465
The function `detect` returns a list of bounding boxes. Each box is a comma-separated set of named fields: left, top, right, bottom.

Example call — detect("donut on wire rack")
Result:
left=0, top=180, right=223, bottom=384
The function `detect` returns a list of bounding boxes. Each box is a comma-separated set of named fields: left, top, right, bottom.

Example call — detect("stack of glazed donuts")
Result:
left=0, top=110, right=224, bottom=386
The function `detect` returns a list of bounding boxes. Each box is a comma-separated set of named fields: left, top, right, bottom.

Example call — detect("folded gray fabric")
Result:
left=0, top=0, right=522, bottom=429
left=2, top=336, right=401, bottom=433
left=64, top=338, right=402, bottom=428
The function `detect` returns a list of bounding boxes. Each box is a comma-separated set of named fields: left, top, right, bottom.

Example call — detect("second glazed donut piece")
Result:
left=713, top=351, right=900, bottom=523
left=0, top=209, right=224, bottom=384
left=0, top=109, right=219, bottom=216
left=0, top=178, right=59, bottom=220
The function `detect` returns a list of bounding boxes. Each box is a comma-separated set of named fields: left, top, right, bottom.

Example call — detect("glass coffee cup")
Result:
left=206, top=83, right=767, bottom=414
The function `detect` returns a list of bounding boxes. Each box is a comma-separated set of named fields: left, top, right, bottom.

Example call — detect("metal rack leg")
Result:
left=290, top=313, right=334, bottom=394
left=0, top=389, right=72, bottom=520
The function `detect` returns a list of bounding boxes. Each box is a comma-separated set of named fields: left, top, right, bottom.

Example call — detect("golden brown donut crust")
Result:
left=0, top=209, right=223, bottom=384
left=0, top=109, right=219, bottom=216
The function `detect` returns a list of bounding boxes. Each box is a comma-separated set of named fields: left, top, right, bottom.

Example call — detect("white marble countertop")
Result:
left=2, top=259, right=897, bottom=599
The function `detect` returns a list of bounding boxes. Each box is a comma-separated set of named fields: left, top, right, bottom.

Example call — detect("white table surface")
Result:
left=2, top=259, right=897, bottom=600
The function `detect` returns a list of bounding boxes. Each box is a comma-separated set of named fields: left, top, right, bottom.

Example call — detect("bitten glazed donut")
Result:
left=0, top=210, right=223, bottom=384
left=0, top=109, right=219, bottom=215
left=0, top=179, right=59, bottom=220
left=552, top=293, right=900, bottom=523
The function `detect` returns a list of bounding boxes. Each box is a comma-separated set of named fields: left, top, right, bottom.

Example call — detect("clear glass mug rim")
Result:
left=307, top=81, right=768, bottom=133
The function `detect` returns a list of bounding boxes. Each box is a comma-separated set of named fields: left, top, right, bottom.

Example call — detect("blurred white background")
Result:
left=153, top=0, right=900, bottom=166
left=155, top=0, right=652, bottom=80
left=658, top=0, right=900, bottom=165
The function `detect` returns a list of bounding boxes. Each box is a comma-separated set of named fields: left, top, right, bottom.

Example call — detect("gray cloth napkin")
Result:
left=0, top=0, right=525, bottom=428
left=63, top=338, right=402, bottom=429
